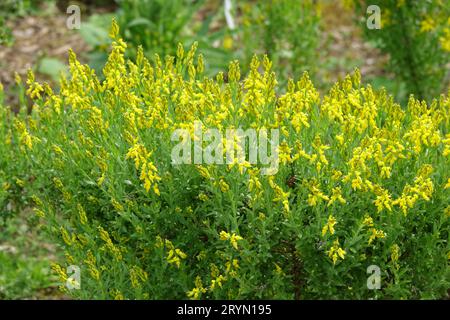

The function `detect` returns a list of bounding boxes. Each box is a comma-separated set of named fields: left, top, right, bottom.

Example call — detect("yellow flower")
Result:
left=223, top=34, right=233, bottom=50
left=109, top=18, right=120, bottom=40
left=84, top=250, right=100, bottom=281
left=98, top=226, right=122, bottom=261
left=274, top=263, right=284, bottom=275
left=445, top=178, right=450, bottom=189
left=362, top=215, right=374, bottom=227
left=440, top=31, right=450, bottom=52
left=51, top=263, right=68, bottom=283
left=126, top=142, right=161, bottom=195
left=60, top=226, right=73, bottom=246
left=374, top=188, right=393, bottom=212
left=26, top=70, right=44, bottom=99
left=218, top=179, right=230, bottom=193
left=322, top=215, right=337, bottom=237
left=444, top=206, right=450, bottom=218
left=34, top=208, right=46, bottom=218
left=111, top=289, right=124, bottom=300
left=230, top=233, right=243, bottom=250
left=336, top=134, right=345, bottom=145
left=390, top=244, right=400, bottom=269
left=326, top=239, right=346, bottom=265
left=380, top=166, right=391, bottom=179
left=164, top=240, right=186, bottom=268
left=210, top=275, right=226, bottom=290
left=219, top=231, right=230, bottom=241
left=198, top=192, right=209, bottom=201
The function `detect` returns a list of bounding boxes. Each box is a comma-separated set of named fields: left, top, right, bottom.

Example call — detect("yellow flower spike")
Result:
left=228, top=60, right=241, bottom=83
left=218, top=179, right=230, bottom=193
left=328, top=187, right=346, bottom=206
left=219, top=231, right=230, bottom=241
left=420, top=16, right=435, bottom=33
left=197, top=54, right=205, bottom=75
left=336, top=134, right=345, bottom=145
left=198, top=192, right=209, bottom=201
left=230, top=233, right=243, bottom=250
left=362, top=215, right=374, bottom=227
left=445, top=206, right=450, bottom=218
left=368, top=228, right=386, bottom=245
left=374, top=188, right=393, bottom=212
left=444, top=178, right=450, bottom=189
left=326, top=239, right=346, bottom=265
left=34, top=208, right=46, bottom=218
left=51, top=263, right=68, bottom=283
left=84, top=251, right=100, bottom=281
left=388, top=244, right=401, bottom=270
left=223, top=34, right=233, bottom=50
left=14, top=72, right=22, bottom=85
left=98, top=226, right=122, bottom=261
left=274, top=263, right=284, bottom=275
left=111, top=289, right=124, bottom=300
left=210, top=274, right=226, bottom=290
left=175, top=248, right=187, bottom=259
left=65, top=252, right=75, bottom=265
left=126, top=142, right=161, bottom=196
left=129, top=265, right=148, bottom=288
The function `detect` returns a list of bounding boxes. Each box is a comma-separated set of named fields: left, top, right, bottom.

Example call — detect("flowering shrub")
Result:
left=4, top=20, right=449, bottom=299
left=239, top=0, right=321, bottom=84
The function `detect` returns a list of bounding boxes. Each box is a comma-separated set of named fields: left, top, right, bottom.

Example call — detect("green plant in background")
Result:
left=239, top=0, right=321, bottom=85
left=0, top=78, right=33, bottom=221
left=351, top=0, right=450, bottom=102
